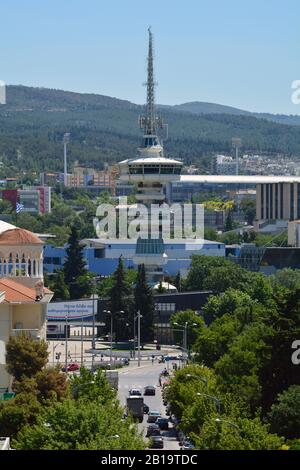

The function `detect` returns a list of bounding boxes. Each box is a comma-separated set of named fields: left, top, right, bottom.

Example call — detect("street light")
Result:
left=186, top=373, right=208, bottom=389
left=52, top=342, right=64, bottom=367
left=134, top=310, right=142, bottom=367
left=215, top=418, right=241, bottom=434
left=173, top=321, right=198, bottom=362
left=91, top=277, right=99, bottom=369
left=196, top=392, right=221, bottom=414
left=103, top=309, right=124, bottom=364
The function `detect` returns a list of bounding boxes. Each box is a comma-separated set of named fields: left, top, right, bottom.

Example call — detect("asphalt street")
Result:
left=118, top=362, right=180, bottom=450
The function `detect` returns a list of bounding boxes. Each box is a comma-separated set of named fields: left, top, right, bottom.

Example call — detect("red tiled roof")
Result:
left=0, top=278, right=52, bottom=303
left=0, top=228, right=43, bottom=245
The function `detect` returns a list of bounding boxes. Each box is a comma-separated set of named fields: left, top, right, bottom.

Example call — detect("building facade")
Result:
left=0, top=221, right=53, bottom=389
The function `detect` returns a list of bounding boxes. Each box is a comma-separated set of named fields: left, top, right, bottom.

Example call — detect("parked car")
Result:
left=143, top=403, right=150, bottom=414
left=129, top=388, right=142, bottom=396
left=147, top=411, right=161, bottom=423
left=149, top=436, right=164, bottom=449
left=144, top=385, right=156, bottom=396
left=146, top=424, right=161, bottom=437
left=156, top=417, right=169, bottom=430
left=62, top=363, right=79, bottom=372
left=181, top=439, right=195, bottom=450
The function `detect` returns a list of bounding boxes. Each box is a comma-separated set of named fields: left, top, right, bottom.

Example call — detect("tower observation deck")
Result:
left=119, top=28, right=182, bottom=206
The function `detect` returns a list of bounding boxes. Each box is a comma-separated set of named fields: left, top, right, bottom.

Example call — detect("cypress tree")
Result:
left=63, top=225, right=89, bottom=299
left=175, top=272, right=181, bottom=292
left=225, top=210, right=234, bottom=231
left=134, top=264, right=155, bottom=344
left=108, top=257, right=132, bottom=342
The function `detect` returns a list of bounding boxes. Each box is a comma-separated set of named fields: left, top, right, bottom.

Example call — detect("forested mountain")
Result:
left=169, top=101, right=300, bottom=126
left=1, top=85, right=300, bottom=178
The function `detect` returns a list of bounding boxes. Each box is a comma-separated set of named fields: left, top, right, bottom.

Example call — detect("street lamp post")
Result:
left=103, top=309, right=124, bottom=364
left=137, top=310, right=141, bottom=367
left=173, top=321, right=197, bottom=364
left=133, top=310, right=142, bottom=366
left=215, top=418, right=241, bottom=434
left=197, top=392, right=221, bottom=414
left=103, top=310, right=112, bottom=362
left=134, top=310, right=141, bottom=367
left=186, top=373, right=208, bottom=389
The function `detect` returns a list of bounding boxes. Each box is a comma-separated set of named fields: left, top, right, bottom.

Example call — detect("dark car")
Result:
left=144, top=386, right=156, bottom=396
left=147, top=411, right=161, bottom=423
left=156, top=417, right=169, bottom=430
left=146, top=424, right=161, bottom=437
left=149, top=436, right=164, bottom=449
left=143, top=403, right=150, bottom=414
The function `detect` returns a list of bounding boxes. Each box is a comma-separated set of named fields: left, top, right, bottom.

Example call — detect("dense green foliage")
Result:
left=165, top=365, right=283, bottom=450
left=12, top=369, right=145, bottom=450
left=5, top=334, right=49, bottom=380
left=164, top=256, right=300, bottom=449
left=1, top=335, right=145, bottom=449
left=268, top=386, right=300, bottom=439
left=2, top=85, right=300, bottom=179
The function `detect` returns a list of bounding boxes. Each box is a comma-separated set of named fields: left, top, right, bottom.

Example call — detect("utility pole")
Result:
left=63, top=133, right=70, bottom=186
left=65, top=312, right=68, bottom=372
left=110, top=312, right=113, bottom=364
left=232, top=137, right=242, bottom=176
left=137, top=310, right=141, bottom=367
left=81, top=314, right=83, bottom=366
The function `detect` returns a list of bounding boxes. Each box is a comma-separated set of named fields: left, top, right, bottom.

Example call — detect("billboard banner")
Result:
left=47, top=300, right=97, bottom=321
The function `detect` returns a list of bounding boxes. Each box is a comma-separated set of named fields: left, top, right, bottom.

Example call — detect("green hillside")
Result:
left=171, top=101, right=300, bottom=126
left=1, top=85, right=300, bottom=178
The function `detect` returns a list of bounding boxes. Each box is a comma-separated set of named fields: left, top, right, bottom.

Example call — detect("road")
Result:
left=118, top=362, right=180, bottom=450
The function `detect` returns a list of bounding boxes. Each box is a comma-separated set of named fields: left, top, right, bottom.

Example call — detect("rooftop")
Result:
left=0, top=221, right=16, bottom=235
left=0, top=278, right=52, bottom=303
left=120, top=157, right=182, bottom=165
left=178, top=175, right=300, bottom=184
left=0, top=228, right=43, bottom=245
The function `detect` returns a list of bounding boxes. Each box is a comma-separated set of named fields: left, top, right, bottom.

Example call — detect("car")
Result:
left=146, top=424, right=161, bottom=437
left=122, top=358, right=130, bottom=365
left=62, top=363, right=80, bottom=372
left=149, top=436, right=164, bottom=449
left=164, top=355, right=179, bottom=361
left=181, top=440, right=195, bottom=450
left=129, top=388, right=141, bottom=396
left=144, top=385, right=156, bottom=396
left=143, top=403, right=150, bottom=414
left=147, top=411, right=161, bottom=423
left=156, top=417, right=169, bottom=430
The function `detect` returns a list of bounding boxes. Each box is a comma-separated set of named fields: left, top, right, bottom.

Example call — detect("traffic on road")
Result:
left=118, top=360, right=194, bottom=450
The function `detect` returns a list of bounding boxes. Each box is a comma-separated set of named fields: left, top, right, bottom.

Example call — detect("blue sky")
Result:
left=0, top=0, right=299, bottom=114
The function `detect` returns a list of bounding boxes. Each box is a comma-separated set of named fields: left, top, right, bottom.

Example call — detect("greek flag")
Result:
left=16, top=202, right=24, bottom=213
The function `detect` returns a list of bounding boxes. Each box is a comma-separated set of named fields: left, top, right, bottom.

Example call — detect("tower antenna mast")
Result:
left=139, top=27, right=163, bottom=136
